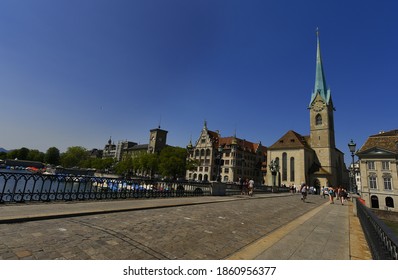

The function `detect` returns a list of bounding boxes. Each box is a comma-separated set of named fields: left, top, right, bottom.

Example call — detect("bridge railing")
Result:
left=355, top=198, right=398, bottom=260
left=0, top=170, right=290, bottom=203
left=0, top=171, right=212, bottom=203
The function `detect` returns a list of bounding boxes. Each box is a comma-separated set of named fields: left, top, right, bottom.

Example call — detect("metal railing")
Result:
left=0, top=171, right=212, bottom=203
left=356, top=198, right=398, bottom=260
left=0, top=170, right=290, bottom=203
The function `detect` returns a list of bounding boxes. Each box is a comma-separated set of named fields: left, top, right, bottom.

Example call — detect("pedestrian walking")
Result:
left=328, top=187, right=335, bottom=204
left=238, top=177, right=244, bottom=195
left=248, top=178, right=254, bottom=196
left=300, top=184, right=308, bottom=202
left=339, top=188, right=347, bottom=205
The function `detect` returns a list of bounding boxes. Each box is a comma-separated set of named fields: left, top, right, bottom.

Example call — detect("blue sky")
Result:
left=0, top=0, right=397, bottom=165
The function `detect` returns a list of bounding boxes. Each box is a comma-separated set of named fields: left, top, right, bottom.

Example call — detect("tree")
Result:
left=27, top=149, right=45, bottom=162
left=60, top=146, right=88, bottom=168
left=114, top=157, right=134, bottom=177
left=158, top=146, right=187, bottom=179
left=18, top=147, right=30, bottom=160
left=45, top=147, right=60, bottom=165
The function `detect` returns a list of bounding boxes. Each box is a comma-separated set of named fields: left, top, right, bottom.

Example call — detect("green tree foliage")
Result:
left=3, top=147, right=45, bottom=162
left=45, top=147, right=60, bottom=165
left=114, top=157, right=134, bottom=177
left=27, top=149, right=45, bottom=162
left=60, top=146, right=88, bottom=168
left=158, top=146, right=187, bottom=179
left=18, top=147, right=30, bottom=160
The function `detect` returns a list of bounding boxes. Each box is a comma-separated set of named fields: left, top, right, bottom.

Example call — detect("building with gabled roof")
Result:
left=356, top=130, right=398, bottom=211
left=186, top=121, right=267, bottom=183
left=266, top=31, right=347, bottom=191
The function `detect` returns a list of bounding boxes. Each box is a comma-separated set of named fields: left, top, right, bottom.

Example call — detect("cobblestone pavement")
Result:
left=0, top=195, right=327, bottom=260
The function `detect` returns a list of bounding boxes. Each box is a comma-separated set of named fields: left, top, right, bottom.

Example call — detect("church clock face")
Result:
left=312, top=100, right=325, bottom=112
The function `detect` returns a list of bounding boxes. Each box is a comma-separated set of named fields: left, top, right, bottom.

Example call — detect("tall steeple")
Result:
left=310, top=28, right=331, bottom=105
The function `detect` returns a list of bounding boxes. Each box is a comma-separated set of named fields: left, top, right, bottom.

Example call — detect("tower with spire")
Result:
left=309, top=29, right=337, bottom=179
left=266, top=30, right=346, bottom=190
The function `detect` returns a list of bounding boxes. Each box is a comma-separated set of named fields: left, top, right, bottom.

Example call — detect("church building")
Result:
left=266, top=31, right=347, bottom=191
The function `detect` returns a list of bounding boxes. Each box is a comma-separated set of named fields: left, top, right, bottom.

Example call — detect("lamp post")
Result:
left=216, top=145, right=223, bottom=182
left=348, top=139, right=357, bottom=194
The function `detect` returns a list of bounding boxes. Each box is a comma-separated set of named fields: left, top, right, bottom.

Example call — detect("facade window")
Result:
left=367, top=161, right=375, bottom=170
left=201, top=138, right=206, bottom=143
left=224, top=168, right=229, bottom=173
left=386, top=197, right=394, bottom=208
left=382, top=161, right=390, bottom=170
left=371, top=195, right=379, bottom=209
left=369, top=175, right=377, bottom=189
left=282, top=153, right=287, bottom=181
left=383, top=176, right=392, bottom=190
left=315, top=114, right=322, bottom=125
left=290, top=157, right=295, bottom=182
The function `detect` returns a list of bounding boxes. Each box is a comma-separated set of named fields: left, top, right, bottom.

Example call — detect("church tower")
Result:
left=309, top=30, right=337, bottom=183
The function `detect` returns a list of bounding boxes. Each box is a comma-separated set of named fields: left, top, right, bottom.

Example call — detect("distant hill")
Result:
left=0, top=148, right=8, bottom=153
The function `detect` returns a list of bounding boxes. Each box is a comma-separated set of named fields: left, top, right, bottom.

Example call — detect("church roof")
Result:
left=357, top=129, right=398, bottom=154
left=268, top=130, right=311, bottom=150
left=309, top=29, right=331, bottom=106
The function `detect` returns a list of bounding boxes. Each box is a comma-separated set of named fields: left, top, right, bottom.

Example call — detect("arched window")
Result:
left=206, top=149, right=211, bottom=157
left=290, top=157, right=295, bottom=182
left=195, top=150, right=199, bottom=157
left=371, top=195, right=379, bottom=209
left=200, top=149, right=205, bottom=157
left=282, top=153, right=287, bottom=181
left=386, top=197, right=394, bottom=208
left=316, top=114, right=322, bottom=125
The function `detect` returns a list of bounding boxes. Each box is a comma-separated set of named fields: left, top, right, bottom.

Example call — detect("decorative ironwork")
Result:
left=0, top=171, right=211, bottom=203
left=356, top=198, right=398, bottom=260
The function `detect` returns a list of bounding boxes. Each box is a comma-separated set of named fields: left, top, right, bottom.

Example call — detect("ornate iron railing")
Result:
left=0, top=171, right=212, bottom=203
left=356, top=198, right=398, bottom=260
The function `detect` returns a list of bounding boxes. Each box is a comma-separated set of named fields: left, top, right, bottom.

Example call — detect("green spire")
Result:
left=310, top=28, right=331, bottom=105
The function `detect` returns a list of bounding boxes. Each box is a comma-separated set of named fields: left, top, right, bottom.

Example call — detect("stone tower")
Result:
left=148, top=126, right=168, bottom=154
left=309, top=30, right=338, bottom=185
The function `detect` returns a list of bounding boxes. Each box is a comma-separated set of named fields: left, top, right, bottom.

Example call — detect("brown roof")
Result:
left=358, top=129, right=398, bottom=154
left=219, top=137, right=267, bottom=154
left=268, top=130, right=311, bottom=150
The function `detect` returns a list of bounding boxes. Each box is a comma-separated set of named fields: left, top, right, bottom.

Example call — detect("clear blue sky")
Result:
left=1, top=0, right=397, bottom=165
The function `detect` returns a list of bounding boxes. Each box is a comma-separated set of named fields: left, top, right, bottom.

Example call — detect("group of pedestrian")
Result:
left=327, top=186, right=348, bottom=205
left=238, top=177, right=255, bottom=196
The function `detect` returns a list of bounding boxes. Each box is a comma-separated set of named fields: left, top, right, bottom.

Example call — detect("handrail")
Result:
left=356, top=198, right=398, bottom=260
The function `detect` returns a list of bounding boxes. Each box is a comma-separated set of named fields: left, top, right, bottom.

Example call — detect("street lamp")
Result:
left=216, top=145, right=223, bottom=182
left=348, top=139, right=357, bottom=194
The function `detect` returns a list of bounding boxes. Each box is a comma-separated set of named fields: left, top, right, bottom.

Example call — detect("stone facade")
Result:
left=357, top=130, right=398, bottom=212
left=186, top=122, right=266, bottom=184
